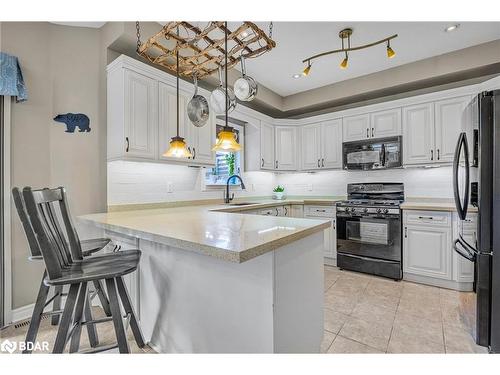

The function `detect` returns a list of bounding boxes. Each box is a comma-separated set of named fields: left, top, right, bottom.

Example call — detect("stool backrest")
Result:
left=12, top=187, right=42, bottom=259
left=22, top=186, right=84, bottom=280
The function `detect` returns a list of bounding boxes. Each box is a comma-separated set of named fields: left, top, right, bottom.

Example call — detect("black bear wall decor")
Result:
left=53, top=113, right=91, bottom=133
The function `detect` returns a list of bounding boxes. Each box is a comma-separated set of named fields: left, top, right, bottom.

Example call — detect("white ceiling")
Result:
left=232, top=22, right=500, bottom=96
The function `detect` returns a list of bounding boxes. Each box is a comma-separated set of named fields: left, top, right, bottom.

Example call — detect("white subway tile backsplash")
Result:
left=108, top=161, right=454, bottom=205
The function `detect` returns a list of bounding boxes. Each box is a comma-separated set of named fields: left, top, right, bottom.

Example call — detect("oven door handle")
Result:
left=338, top=253, right=399, bottom=264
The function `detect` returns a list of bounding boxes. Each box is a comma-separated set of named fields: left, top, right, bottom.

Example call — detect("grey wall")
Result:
left=1, top=22, right=106, bottom=309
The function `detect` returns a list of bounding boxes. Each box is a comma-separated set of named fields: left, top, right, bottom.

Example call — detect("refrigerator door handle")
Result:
left=454, top=238, right=476, bottom=262
left=458, top=233, right=479, bottom=255
left=453, top=132, right=470, bottom=220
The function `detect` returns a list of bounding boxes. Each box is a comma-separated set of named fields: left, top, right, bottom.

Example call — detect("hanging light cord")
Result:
left=225, top=21, right=228, bottom=129
left=176, top=26, right=180, bottom=137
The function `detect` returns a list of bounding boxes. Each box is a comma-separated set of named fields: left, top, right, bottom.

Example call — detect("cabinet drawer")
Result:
left=260, top=207, right=280, bottom=216
left=304, top=205, right=335, bottom=218
left=404, top=210, right=450, bottom=227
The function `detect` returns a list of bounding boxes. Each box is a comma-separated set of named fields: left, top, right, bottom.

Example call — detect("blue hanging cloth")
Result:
left=0, top=52, right=28, bottom=102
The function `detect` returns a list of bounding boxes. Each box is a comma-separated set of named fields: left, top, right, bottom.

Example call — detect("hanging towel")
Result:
left=0, top=52, right=28, bottom=102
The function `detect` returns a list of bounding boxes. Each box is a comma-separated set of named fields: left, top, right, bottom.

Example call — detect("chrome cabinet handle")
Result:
left=193, top=147, right=196, bottom=159
left=333, top=219, right=336, bottom=230
left=418, top=216, right=434, bottom=220
left=430, top=149, right=434, bottom=161
left=284, top=206, right=288, bottom=216
left=317, top=159, right=320, bottom=168
left=316, top=209, right=326, bottom=212
left=275, top=160, right=278, bottom=169
left=371, top=128, right=374, bottom=137
left=125, top=137, right=129, bottom=152
left=187, top=147, right=192, bottom=159
left=275, top=208, right=279, bottom=216
left=404, top=226, right=408, bottom=238
left=366, top=128, right=369, bottom=138
left=322, top=158, right=325, bottom=167
left=437, top=149, right=440, bottom=160
left=261, top=158, right=264, bottom=167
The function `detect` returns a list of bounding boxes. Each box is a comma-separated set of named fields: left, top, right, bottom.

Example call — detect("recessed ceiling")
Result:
left=229, top=22, right=500, bottom=97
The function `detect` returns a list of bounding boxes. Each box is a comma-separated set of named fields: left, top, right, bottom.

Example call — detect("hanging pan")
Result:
left=210, top=66, right=236, bottom=114
left=234, top=54, right=258, bottom=102
left=187, top=74, right=210, bottom=127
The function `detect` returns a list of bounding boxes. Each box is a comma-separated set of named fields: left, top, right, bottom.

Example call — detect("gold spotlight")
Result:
left=340, top=52, right=348, bottom=69
left=386, top=41, right=396, bottom=58
left=302, top=62, right=311, bottom=76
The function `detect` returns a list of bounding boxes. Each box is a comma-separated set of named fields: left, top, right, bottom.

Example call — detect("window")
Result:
left=204, top=122, right=244, bottom=187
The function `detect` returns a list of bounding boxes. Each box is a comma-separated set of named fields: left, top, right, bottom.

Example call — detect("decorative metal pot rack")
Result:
left=137, top=21, right=276, bottom=79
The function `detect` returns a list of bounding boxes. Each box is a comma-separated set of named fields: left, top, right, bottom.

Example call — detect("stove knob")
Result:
left=345, top=207, right=350, bottom=213
left=363, top=208, right=368, bottom=213
left=351, top=207, right=356, bottom=213
left=383, top=208, right=389, bottom=214
left=376, top=208, right=382, bottom=214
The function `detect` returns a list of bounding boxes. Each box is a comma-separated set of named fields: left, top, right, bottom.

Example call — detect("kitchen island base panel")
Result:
left=138, top=232, right=324, bottom=353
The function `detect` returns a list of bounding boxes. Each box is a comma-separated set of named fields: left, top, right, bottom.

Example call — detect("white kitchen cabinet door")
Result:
left=260, top=121, right=275, bottom=170
left=187, top=109, right=216, bottom=165
left=158, top=82, right=189, bottom=161
left=403, top=224, right=452, bottom=280
left=342, top=114, right=370, bottom=142
left=301, top=124, right=321, bottom=170
left=370, top=108, right=401, bottom=139
left=275, top=126, right=297, bottom=171
left=321, top=119, right=343, bottom=169
left=434, top=96, right=471, bottom=163
left=124, top=69, right=158, bottom=159
left=403, top=103, right=435, bottom=165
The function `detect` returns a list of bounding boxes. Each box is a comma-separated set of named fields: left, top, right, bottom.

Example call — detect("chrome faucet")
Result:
left=225, top=175, right=246, bottom=204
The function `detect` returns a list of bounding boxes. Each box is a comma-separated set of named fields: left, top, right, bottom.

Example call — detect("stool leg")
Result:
left=23, top=270, right=50, bottom=354
left=53, top=283, right=79, bottom=354
left=69, top=282, right=87, bottom=353
left=93, top=280, right=112, bottom=317
left=84, top=292, right=99, bottom=348
left=51, top=285, right=63, bottom=325
left=105, top=278, right=130, bottom=353
left=116, top=276, right=145, bottom=348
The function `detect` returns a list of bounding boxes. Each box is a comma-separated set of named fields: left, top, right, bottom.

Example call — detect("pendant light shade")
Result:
left=212, top=21, right=242, bottom=153
left=212, top=126, right=241, bottom=152
left=163, top=136, right=192, bottom=158
left=386, top=41, right=396, bottom=58
left=340, top=52, right=349, bottom=69
left=164, top=27, right=192, bottom=158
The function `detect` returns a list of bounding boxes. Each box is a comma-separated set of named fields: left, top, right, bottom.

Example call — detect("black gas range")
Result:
left=336, top=183, right=404, bottom=280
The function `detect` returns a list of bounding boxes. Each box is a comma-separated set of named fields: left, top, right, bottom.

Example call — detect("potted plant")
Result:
left=273, top=185, right=285, bottom=200
left=224, top=153, right=236, bottom=176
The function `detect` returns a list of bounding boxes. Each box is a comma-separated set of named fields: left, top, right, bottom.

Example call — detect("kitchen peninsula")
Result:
left=79, top=202, right=331, bottom=353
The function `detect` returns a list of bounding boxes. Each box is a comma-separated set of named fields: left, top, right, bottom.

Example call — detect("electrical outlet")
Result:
left=167, top=182, right=173, bottom=193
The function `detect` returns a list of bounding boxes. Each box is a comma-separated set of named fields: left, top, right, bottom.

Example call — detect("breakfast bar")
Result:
left=78, top=204, right=330, bottom=353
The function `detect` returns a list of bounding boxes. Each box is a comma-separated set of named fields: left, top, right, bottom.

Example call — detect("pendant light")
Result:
left=212, top=21, right=242, bottom=152
left=163, top=27, right=193, bottom=158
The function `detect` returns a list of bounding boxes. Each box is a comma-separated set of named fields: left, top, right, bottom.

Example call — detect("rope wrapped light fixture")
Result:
left=301, top=28, right=398, bottom=75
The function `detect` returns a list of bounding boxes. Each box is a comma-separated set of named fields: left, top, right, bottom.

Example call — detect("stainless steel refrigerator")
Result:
left=453, top=90, right=500, bottom=352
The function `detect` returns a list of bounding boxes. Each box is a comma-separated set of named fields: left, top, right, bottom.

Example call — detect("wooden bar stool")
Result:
left=22, top=186, right=145, bottom=353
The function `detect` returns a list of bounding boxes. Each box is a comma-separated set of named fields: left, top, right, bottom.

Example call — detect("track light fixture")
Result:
left=300, top=28, right=398, bottom=73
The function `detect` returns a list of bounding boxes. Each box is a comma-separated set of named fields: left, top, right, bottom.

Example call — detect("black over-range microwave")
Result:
left=342, top=136, right=403, bottom=170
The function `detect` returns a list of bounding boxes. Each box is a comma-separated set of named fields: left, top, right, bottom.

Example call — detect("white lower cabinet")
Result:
left=403, top=210, right=473, bottom=291
left=304, top=205, right=336, bottom=263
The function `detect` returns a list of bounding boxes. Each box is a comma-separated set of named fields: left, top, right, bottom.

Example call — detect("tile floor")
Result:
left=0, top=266, right=489, bottom=354
left=321, top=265, right=488, bottom=354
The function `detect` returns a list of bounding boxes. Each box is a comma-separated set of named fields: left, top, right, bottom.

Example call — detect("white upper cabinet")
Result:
left=370, top=108, right=401, bottom=139
left=321, top=119, right=343, bottom=169
left=434, top=96, right=471, bottom=163
left=301, top=124, right=322, bottom=170
left=343, top=114, right=370, bottom=142
left=403, top=103, right=435, bottom=165
left=123, top=69, right=158, bottom=159
left=275, top=126, right=297, bottom=170
left=260, top=121, right=275, bottom=170
left=186, top=108, right=216, bottom=164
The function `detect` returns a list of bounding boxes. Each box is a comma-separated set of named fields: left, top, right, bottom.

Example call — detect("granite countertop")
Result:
left=78, top=202, right=332, bottom=264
